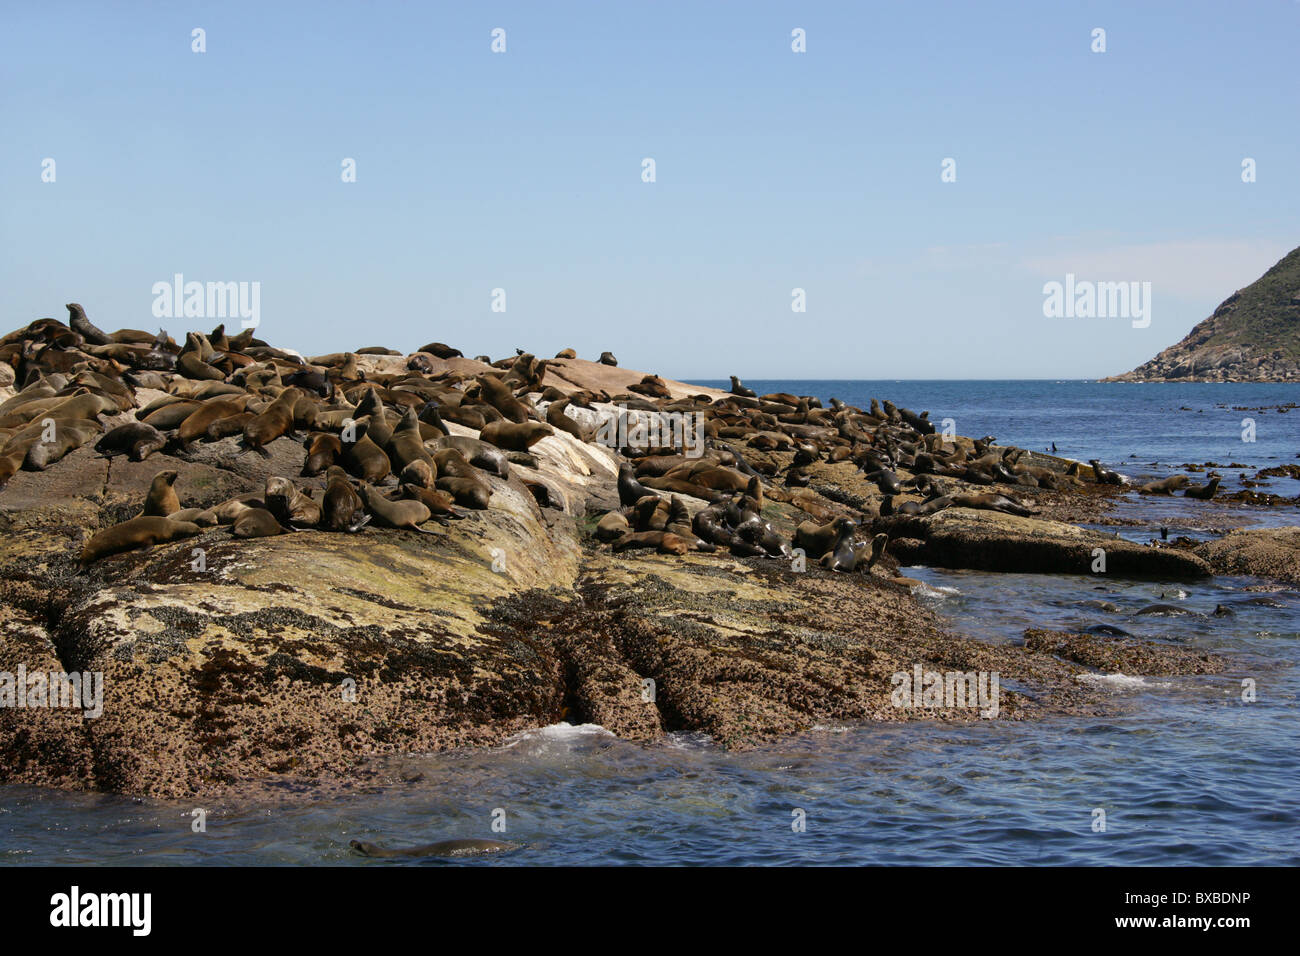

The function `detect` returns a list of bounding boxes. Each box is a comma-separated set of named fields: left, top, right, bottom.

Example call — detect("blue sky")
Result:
left=2, top=1, right=1296, bottom=378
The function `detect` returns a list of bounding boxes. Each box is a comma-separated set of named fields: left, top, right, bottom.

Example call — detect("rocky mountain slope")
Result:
left=1104, top=245, right=1300, bottom=382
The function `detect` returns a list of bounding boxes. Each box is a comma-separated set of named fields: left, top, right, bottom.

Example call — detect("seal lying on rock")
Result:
left=349, top=838, right=521, bottom=859
left=80, top=516, right=203, bottom=564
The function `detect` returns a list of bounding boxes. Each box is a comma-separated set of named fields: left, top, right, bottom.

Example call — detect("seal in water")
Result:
left=349, top=838, right=521, bottom=859
left=1139, top=474, right=1189, bottom=495
left=1182, top=475, right=1220, bottom=500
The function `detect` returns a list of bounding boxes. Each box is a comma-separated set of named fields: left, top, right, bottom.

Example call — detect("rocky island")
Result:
left=1104, top=245, right=1300, bottom=382
left=0, top=305, right=1295, bottom=799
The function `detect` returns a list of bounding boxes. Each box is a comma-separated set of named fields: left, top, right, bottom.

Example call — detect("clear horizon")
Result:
left=3, top=1, right=1296, bottom=379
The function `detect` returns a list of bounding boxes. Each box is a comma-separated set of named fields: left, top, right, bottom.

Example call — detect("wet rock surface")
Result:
left=1195, top=527, right=1300, bottom=586
left=0, top=320, right=1281, bottom=799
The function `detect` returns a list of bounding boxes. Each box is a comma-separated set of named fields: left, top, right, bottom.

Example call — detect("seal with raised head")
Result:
left=729, top=376, right=756, bottom=398
left=342, top=427, right=391, bottom=483
left=142, top=470, right=181, bottom=517
left=1182, top=475, right=1221, bottom=500
left=475, top=374, right=533, bottom=424
left=1089, top=459, right=1126, bottom=486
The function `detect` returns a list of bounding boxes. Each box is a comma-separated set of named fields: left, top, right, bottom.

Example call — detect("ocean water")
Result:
left=2, top=382, right=1297, bottom=866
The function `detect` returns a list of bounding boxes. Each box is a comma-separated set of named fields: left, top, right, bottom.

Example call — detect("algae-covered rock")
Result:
left=1195, top=527, right=1300, bottom=585
left=878, top=508, right=1212, bottom=578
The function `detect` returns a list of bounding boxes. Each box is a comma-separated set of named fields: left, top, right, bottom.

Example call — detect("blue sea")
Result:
left=2, top=382, right=1297, bottom=866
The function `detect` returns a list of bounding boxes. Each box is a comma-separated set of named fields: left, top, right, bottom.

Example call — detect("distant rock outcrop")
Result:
left=1103, top=246, right=1300, bottom=382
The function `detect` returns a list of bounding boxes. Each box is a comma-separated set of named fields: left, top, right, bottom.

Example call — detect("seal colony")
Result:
left=0, top=302, right=1290, bottom=799
left=4, top=304, right=1166, bottom=575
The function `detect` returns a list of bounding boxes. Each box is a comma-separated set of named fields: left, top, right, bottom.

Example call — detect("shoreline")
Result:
left=1, top=313, right=1297, bottom=799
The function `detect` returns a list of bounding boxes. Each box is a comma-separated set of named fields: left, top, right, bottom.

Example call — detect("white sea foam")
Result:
left=913, top=583, right=960, bottom=600
left=500, top=722, right=614, bottom=748
left=1076, top=673, right=1171, bottom=690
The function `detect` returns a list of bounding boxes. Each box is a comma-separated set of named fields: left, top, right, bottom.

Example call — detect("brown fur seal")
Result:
left=612, top=530, right=692, bottom=555
left=599, top=351, right=618, bottom=366
left=596, top=510, right=630, bottom=541
left=140, top=400, right=201, bottom=429
left=233, top=507, right=289, bottom=538
left=386, top=407, right=437, bottom=474
left=617, top=463, right=657, bottom=507
left=167, top=507, right=219, bottom=527
left=794, top=516, right=856, bottom=560
left=95, top=422, right=166, bottom=461
left=178, top=395, right=251, bottom=444
left=949, top=492, right=1038, bottom=517
left=65, top=303, right=111, bottom=346
left=399, top=459, right=435, bottom=487
left=302, top=432, right=343, bottom=476
left=1139, top=474, right=1190, bottom=495
left=1183, top=475, right=1220, bottom=500
left=142, top=470, right=181, bottom=517
left=212, top=493, right=265, bottom=524
left=1089, top=459, right=1126, bottom=486
left=323, top=466, right=370, bottom=532
left=400, top=483, right=461, bottom=517
left=545, top=398, right=591, bottom=441
left=342, top=428, right=391, bottom=483
left=475, top=374, right=532, bottom=424
left=416, top=342, right=463, bottom=360
left=265, top=476, right=321, bottom=527
left=429, top=435, right=510, bottom=478
left=243, top=387, right=303, bottom=451
left=80, top=516, right=203, bottom=564
left=349, top=838, right=520, bottom=859
left=434, top=475, right=491, bottom=510
left=818, top=520, right=859, bottom=572
left=199, top=412, right=252, bottom=441
left=359, top=482, right=439, bottom=533
left=24, top=418, right=102, bottom=470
